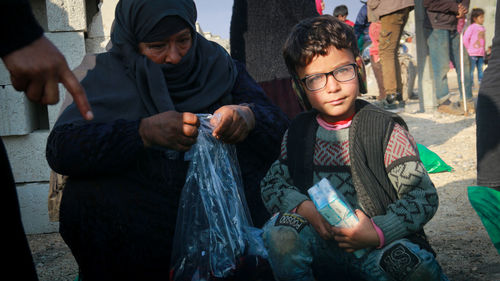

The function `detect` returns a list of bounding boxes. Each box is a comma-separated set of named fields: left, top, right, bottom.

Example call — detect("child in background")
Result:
left=464, top=8, right=486, bottom=85
left=315, top=0, right=325, bottom=15
left=334, top=4, right=355, bottom=27
left=260, top=15, right=448, bottom=281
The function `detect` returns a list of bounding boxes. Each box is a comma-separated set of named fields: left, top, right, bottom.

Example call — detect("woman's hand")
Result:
left=211, top=104, right=255, bottom=144
left=331, top=209, right=380, bottom=252
left=296, top=200, right=336, bottom=241
left=139, top=111, right=200, bottom=151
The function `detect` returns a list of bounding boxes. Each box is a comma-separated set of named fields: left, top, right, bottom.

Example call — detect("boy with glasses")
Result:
left=260, top=15, right=448, bottom=280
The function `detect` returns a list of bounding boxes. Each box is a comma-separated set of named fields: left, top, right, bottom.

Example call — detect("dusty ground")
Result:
left=26, top=77, right=500, bottom=281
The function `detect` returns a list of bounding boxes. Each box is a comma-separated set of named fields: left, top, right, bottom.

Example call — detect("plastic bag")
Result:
left=417, top=143, right=453, bottom=173
left=170, top=114, right=267, bottom=281
left=467, top=186, right=500, bottom=255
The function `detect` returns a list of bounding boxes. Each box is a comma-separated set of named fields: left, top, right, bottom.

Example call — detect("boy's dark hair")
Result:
left=333, top=5, right=348, bottom=17
left=471, top=8, right=485, bottom=23
left=282, top=15, right=359, bottom=77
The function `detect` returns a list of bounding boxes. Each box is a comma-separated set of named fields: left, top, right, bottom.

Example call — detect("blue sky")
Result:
left=195, top=0, right=364, bottom=40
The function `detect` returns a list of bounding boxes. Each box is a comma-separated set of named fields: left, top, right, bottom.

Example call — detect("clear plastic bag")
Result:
left=170, top=114, right=267, bottom=281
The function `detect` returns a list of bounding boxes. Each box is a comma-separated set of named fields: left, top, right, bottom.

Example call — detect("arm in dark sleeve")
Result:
left=423, top=0, right=459, bottom=14
left=231, top=61, right=290, bottom=162
left=46, top=119, right=145, bottom=177
left=0, top=0, right=43, bottom=57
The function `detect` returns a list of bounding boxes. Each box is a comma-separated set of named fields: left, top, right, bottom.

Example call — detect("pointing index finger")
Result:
left=60, top=66, right=93, bottom=120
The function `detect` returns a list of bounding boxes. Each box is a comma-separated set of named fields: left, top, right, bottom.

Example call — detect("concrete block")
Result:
left=0, top=86, right=38, bottom=136
left=0, top=61, right=12, bottom=86
left=45, top=31, right=86, bottom=70
left=46, top=0, right=87, bottom=32
left=85, top=37, right=109, bottom=54
left=2, top=130, right=51, bottom=183
left=30, top=0, right=49, bottom=31
left=17, top=182, right=59, bottom=234
left=87, top=0, right=118, bottom=38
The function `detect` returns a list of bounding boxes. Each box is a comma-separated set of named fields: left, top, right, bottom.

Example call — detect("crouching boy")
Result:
left=260, top=15, right=448, bottom=281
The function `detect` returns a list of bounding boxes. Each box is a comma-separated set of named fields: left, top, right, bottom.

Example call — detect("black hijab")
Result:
left=57, top=0, right=237, bottom=125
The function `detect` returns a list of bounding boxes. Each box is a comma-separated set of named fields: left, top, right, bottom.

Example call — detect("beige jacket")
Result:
left=367, top=0, right=414, bottom=20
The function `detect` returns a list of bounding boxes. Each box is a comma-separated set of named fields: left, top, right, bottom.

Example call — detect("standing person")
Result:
left=368, top=0, right=413, bottom=106
left=369, top=21, right=387, bottom=102
left=230, top=0, right=319, bottom=119
left=334, top=5, right=355, bottom=27
left=261, top=15, right=447, bottom=281
left=463, top=8, right=486, bottom=87
left=316, top=0, right=325, bottom=15
left=46, top=0, right=289, bottom=279
left=354, top=2, right=371, bottom=51
left=423, top=0, right=473, bottom=115
left=1, top=1, right=92, bottom=280
left=471, top=0, right=500, bottom=256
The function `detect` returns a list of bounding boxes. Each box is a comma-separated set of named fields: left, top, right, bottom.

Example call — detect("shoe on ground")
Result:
left=437, top=100, right=464, bottom=116
left=372, top=99, right=397, bottom=110
left=385, top=93, right=396, bottom=104
left=409, top=92, right=419, bottom=100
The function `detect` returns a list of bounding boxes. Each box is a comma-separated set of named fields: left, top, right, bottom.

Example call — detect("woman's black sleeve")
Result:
left=46, top=119, right=145, bottom=177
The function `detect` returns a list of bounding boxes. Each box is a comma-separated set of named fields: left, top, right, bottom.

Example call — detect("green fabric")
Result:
left=417, top=143, right=453, bottom=173
left=468, top=186, right=500, bottom=255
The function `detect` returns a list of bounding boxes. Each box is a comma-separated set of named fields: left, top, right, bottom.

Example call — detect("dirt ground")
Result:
left=26, top=81, right=500, bottom=281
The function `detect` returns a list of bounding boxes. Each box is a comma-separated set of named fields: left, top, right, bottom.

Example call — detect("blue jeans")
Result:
left=470, top=56, right=484, bottom=84
left=426, top=28, right=473, bottom=103
left=262, top=213, right=449, bottom=281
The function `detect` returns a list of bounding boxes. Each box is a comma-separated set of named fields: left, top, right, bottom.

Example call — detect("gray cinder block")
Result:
left=45, top=31, right=86, bottom=70
left=2, top=130, right=51, bottom=183
left=46, top=0, right=87, bottom=32
left=0, top=86, right=38, bottom=136
left=17, top=182, right=59, bottom=234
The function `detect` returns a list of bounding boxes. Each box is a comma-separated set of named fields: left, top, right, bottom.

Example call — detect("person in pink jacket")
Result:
left=464, top=8, right=486, bottom=85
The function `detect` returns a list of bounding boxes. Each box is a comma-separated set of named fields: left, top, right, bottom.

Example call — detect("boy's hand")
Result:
left=296, top=200, right=336, bottom=240
left=331, top=209, right=380, bottom=252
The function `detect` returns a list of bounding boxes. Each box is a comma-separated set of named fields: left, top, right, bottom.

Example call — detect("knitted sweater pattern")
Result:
left=261, top=122, right=439, bottom=245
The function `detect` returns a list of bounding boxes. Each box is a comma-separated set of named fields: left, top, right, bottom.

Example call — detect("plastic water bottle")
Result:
left=308, top=178, right=368, bottom=258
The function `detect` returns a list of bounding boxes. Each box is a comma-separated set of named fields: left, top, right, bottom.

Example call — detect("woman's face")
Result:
left=138, top=28, right=192, bottom=64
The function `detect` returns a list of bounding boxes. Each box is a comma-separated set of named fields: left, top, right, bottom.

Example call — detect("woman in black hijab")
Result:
left=46, top=0, right=289, bottom=279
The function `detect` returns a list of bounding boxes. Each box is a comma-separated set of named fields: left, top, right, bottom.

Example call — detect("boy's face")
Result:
left=296, top=46, right=358, bottom=123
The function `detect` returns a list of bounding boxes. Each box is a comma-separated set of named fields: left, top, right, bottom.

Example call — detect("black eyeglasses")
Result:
left=300, top=63, right=357, bottom=92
